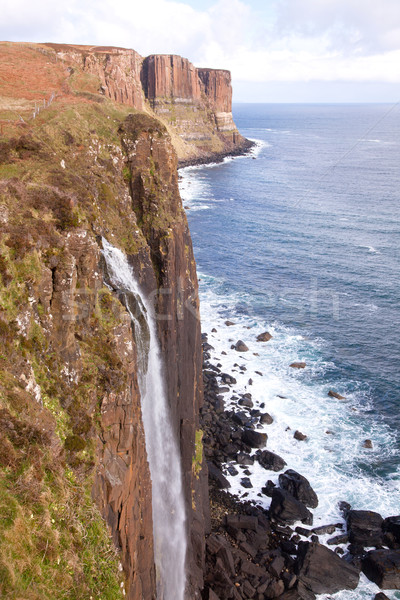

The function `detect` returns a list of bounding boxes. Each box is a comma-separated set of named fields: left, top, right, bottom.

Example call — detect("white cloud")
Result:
left=1, top=0, right=399, bottom=90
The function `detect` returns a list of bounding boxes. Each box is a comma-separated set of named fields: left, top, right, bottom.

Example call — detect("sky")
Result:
left=1, top=0, right=400, bottom=102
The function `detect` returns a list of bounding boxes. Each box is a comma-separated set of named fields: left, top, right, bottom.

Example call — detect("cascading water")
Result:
left=102, top=238, right=187, bottom=600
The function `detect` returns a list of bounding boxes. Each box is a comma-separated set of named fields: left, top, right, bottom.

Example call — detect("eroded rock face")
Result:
left=119, top=113, right=208, bottom=596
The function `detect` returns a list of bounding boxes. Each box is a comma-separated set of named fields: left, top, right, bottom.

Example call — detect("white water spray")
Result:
left=102, top=239, right=187, bottom=600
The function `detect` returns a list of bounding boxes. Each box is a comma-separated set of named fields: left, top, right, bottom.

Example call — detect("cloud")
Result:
left=1, top=0, right=399, bottom=90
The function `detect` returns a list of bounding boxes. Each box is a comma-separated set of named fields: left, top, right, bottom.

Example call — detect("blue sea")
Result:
left=179, top=103, right=400, bottom=599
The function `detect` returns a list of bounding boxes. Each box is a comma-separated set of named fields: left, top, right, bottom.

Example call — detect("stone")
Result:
left=242, top=429, right=267, bottom=449
left=294, top=430, right=307, bottom=441
left=235, top=340, right=249, bottom=352
left=279, top=470, right=318, bottom=509
left=311, top=524, right=336, bottom=536
left=295, top=541, right=360, bottom=595
left=363, top=439, right=373, bottom=448
left=208, top=462, right=231, bottom=489
left=260, top=412, right=274, bottom=425
left=383, top=516, right=400, bottom=543
left=256, top=450, right=287, bottom=472
left=328, top=390, right=346, bottom=399
left=374, top=593, right=390, bottom=600
left=256, top=331, right=272, bottom=342
left=237, top=452, right=254, bottom=466
left=232, top=411, right=251, bottom=427
left=208, top=589, right=221, bottom=600
left=227, top=465, right=239, bottom=476
left=264, top=579, right=285, bottom=598
left=241, top=477, right=253, bottom=489
left=269, top=555, right=285, bottom=578
left=347, top=509, right=383, bottom=547
left=225, top=515, right=259, bottom=531
left=239, top=397, right=254, bottom=408
left=262, top=480, right=276, bottom=497
left=326, top=534, right=349, bottom=545
left=289, top=362, right=306, bottom=369
left=225, top=320, right=235, bottom=326
left=362, top=549, right=400, bottom=588
left=269, top=489, right=313, bottom=526
left=221, top=373, right=237, bottom=385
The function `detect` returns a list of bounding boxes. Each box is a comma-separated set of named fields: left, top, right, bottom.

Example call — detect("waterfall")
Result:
left=102, top=238, right=187, bottom=600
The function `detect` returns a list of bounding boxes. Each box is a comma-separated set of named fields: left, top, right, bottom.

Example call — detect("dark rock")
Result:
left=281, top=540, right=298, bottom=555
left=295, top=527, right=312, bottom=538
left=295, top=541, right=360, bottom=595
left=374, top=593, right=391, bottom=600
left=221, top=374, right=237, bottom=386
left=294, top=430, right=307, bottom=441
left=225, top=514, right=258, bottom=531
left=211, top=328, right=217, bottom=333
left=239, top=397, right=254, bottom=408
left=289, top=362, right=306, bottom=369
left=232, top=411, right=251, bottom=426
left=227, top=465, right=239, bottom=476
left=338, top=501, right=351, bottom=516
left=241, top=477, right=253, bottom=489
left=269, top=489, right=313, bottom=526
left=260, top=412, right=274, bottom=425
left=327, top=533, right=349, bottom=545
left=208, top=589, right=220, bottom=600
left=208, top=462, right=231, bottom=489
left=362, top=549, right=400, bottom=588
left=203, top=342, right=215, bottom=352
left=235, top=340, right=249, bottom=352
left=257, top=331, right=272, bottom=342
left=264, top=579, right=285, bottom=598
left=277, top=590, right=302, bottom=599
left=383, top=516, right=400, bottom=543
left=242, top=429, right=267, bottom=449
left=257, top=450, right=287, bottom=472
left=363, top=439, right=373, bottom=448
left=312, top=524, right=336, bottom=536
left=269, top=555, right=285, bottom=578
left=347, top=510, right=383, bottom=547
left=242, top=579, right=256, bottom=598
left=328, top=390, right=346, bottom=400
left=237, top=452, right=254, bottom=466
left=282, top=571, right=297, bottom=589
left=225, top=320, right=235, bottom=326
left=262, top=480, right=276, bottom=497
left=279, top=470, right=318, bottom=509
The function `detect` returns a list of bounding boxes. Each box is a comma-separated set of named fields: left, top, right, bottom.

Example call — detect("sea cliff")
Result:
left=0, top=41, right=218, bottom=599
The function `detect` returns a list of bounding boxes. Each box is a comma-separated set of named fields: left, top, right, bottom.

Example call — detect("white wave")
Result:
left=358, top=244, right=381, bottom=254
left=199, top=279, right=400, bottom=534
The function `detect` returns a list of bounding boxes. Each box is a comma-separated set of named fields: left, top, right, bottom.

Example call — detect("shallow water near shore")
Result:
left=179, top=103, right=400, bottom=599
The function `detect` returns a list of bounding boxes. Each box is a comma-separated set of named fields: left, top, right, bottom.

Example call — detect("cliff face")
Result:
left=43, top=43, right=251, bottom=164
left=0, top=42, right=207, bottom=596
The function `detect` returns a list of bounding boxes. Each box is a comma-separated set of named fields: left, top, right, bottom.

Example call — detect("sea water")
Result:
left=179, top=103, right=400, bottom=599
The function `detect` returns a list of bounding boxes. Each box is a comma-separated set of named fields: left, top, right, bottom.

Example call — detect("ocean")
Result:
left=179, top=103, right=400, bottom=599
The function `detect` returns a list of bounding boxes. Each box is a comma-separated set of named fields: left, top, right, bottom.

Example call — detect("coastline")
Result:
left=177, top=138, right=255, bottom=169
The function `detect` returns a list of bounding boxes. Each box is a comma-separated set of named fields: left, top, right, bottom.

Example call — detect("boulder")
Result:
left=328, top=390, right=346, bottom=400
left=257, top=331, right=272, bottom=342
left=242, top=429, right=267, bottom=449
left=256, top=449, right=287, bottom=472
left=225, top=320, right=235, bottom=326
left=236, top=452, right=254, bottom=466
left=374, top=593, right=390, bottom=600
left=362, top=549, right=400, bottom=588
left=279, top=470, right=318, bottom=509
left=260, top=412, right=274, bottom=425
left=235, top=340, right=249, bottom=352
left=295, top=541, right=360, bottom=596
left=383, top=516, right=400, bottom=543
left=294, top=430, right=307, bottom=441
left=241, top=477, right=253, bottom=489
left=290, top=362, right=306, bottom=369
left=269, top=488, right=313, bottom=526
left=347, top=510, right=383, bottom=547
left=363, top=439, right=373, bottom=448
left=207, top=462, right=231, bottom=489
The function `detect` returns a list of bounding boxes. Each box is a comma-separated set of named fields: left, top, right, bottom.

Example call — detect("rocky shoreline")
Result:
left=178, top=138, right=255, bottom=169
left=200, top=331, right=400, bottom=600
